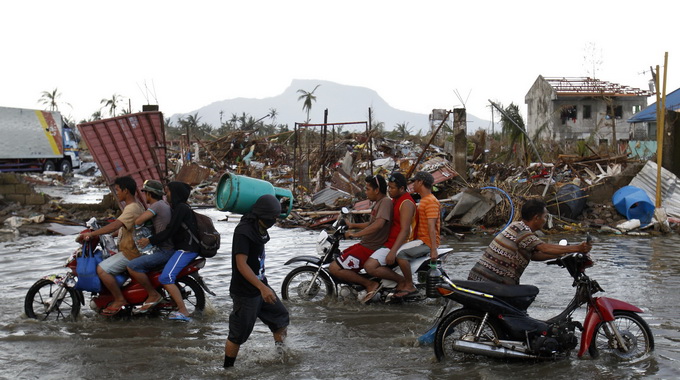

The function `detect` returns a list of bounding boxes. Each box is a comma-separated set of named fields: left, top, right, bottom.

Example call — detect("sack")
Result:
left=75, top=244, right=103, bottom=292
left=183, top=211, right=220, bottom=258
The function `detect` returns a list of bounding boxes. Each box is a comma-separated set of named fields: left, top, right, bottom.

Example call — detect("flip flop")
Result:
left=101, top=303, right=127, bottom=316
left=168, top=311, right=192, bottom=322
left=361, top=284, right=383, bottom=304
left=391, top=289, right=419, bottom=299
left=133, top=297, right=163, bottom=315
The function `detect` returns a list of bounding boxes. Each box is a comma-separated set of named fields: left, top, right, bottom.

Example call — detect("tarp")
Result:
left=627, top=87, right=680, bottom=123
left=628, top=161, right=680, bottom=219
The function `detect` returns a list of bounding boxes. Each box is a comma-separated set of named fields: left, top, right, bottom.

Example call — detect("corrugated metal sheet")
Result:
left=628, top=161, right=680, bottom=218
left=77, top=111, right=167, bottom=206
left=312, top=187, right=351, bottom=207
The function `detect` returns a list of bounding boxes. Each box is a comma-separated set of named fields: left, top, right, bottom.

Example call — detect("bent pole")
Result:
left=488, top=100, right=544, bottom=166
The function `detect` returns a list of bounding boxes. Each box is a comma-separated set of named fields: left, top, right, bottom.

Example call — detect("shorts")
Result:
left=159, top=250, right=199, bottom=285
left=98, top=253, right=130, bottom=275
left=127, top=249, right=176, bottom=273
left=336, top=243, right=375, bottom=271
left=396, top=240, right=430, bottom=260
left=227, top=290, right=290, bottom=345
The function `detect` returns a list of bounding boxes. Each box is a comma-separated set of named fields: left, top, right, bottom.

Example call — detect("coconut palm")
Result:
left=297, top=85, right=320, bottom=123
left=38, top=88, right=62, bottom=111
left=393, top=122, right=413, bottom=139
left=269, top=108, right=278, bottom=125
left=100, top=94, right=124, bottom=117
left=499, top=102, right=529, bottom=165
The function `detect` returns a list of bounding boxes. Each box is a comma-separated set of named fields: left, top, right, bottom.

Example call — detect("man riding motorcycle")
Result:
left=468, top=198, right=591, bottom=285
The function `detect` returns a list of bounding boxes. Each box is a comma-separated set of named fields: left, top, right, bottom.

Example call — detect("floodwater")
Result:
left=1, top=209, right=679, bottom=379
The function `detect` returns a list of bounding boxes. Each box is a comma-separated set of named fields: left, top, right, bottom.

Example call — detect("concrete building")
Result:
left=525, top=76, right=651, bottom=144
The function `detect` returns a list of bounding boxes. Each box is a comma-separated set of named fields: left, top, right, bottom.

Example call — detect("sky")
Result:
left=1, top=0, right=676, bottom=127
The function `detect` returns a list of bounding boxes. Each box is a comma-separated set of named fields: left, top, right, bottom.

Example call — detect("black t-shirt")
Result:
left=229, top=226, right=268, bottom=297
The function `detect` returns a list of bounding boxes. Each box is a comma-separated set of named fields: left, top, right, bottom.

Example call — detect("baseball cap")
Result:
left=142, top=179, right=165, bottom=197
left=409, top=171, right=434, bottom=187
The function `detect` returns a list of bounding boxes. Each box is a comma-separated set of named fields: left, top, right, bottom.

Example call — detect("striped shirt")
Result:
left=468, top=221, right=544, bottom=285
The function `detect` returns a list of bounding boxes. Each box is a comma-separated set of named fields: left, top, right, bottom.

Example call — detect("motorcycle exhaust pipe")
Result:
left=452, top=340, right=537, bottom=359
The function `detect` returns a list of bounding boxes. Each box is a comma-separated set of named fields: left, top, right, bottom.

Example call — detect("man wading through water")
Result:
left=224, top=194, right=289, bottom=368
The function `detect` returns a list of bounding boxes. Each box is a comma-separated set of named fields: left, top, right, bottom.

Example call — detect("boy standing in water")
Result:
left=224, top=194, right=289, bottom=368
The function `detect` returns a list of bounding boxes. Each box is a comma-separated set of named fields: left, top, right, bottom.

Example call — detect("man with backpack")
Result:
left=137, top=181, right=202, bottom=322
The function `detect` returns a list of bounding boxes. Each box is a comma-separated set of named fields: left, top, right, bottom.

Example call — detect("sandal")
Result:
left=133, top=297, right=163, bottom=315
left=360, top=284, right=383, bottom=304
left=168, top=311, right=192, bottom=322
left=101, top=303, right=127, bottom=316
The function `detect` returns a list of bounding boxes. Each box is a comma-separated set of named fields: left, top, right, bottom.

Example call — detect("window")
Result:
left=560, top=105, right=577, bottom=124
left=606, top=105, right=623, bottom=119
left=583, top=105, right=592, bottom=119
left=632, top=105, right=641, bottom=114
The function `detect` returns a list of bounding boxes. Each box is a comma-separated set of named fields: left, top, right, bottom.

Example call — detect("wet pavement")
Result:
left=1, top=210, right=678, bottom=379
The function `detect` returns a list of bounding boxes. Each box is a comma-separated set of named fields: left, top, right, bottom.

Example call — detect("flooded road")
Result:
left=1, top=210, right=679, bottom=379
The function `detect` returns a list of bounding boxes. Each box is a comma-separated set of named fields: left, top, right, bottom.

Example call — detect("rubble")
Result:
left=3, top=124, right=679, bottom=242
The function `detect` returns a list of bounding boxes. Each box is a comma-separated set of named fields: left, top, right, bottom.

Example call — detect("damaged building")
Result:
left=525, top=76, right=652, bottom=144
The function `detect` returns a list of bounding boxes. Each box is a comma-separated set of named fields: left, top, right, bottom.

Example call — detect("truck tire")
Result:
left=43, top=160, right=57, bottom=172
left=60, top=160, right=72, bottom=174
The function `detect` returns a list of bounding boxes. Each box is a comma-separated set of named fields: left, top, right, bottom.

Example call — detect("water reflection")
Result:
left=0, top=222, right=678, bottom=379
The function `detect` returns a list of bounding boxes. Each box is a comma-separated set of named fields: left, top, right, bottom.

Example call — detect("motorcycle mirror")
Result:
left=341, top=207, right=350, bottom=215
left=558, top=239, right=568, bottom=246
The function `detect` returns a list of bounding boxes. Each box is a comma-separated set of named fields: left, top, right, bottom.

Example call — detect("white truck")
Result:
left=0, top=106, right=81, bottom=173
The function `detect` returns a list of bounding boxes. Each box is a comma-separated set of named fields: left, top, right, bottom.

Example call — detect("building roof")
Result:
left=627, top=87, right=680, bottom=123
left=543, top=77, right=652, bottom=97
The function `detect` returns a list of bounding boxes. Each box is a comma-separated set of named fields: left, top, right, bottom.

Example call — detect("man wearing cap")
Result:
left=127, top=180, right=175, bottom=314
left=364, top=172, right=418, bottom=298
left=408, top=171, right=441, bottom=262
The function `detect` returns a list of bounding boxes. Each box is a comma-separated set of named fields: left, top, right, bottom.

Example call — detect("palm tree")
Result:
left=297, top=85, right=320, bottom=123
left=269, top=108, right=278, bottom=125
left=38, top=88, right=62, bottom=111
left=100, top=94, right=124, bottom=117
left=393, top=122, right=412, bottom=139
left=500, top=102, right=528, bottom=164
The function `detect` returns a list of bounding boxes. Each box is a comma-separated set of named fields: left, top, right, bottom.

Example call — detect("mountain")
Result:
left=169, top=79, right=493, bottom=134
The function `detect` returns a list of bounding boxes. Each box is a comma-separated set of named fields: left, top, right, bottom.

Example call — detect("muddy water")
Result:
left=1, top=211, right=678, bottom=379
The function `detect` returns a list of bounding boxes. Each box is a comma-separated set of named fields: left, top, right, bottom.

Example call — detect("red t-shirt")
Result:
left=385, top=192, right=415, bottom=248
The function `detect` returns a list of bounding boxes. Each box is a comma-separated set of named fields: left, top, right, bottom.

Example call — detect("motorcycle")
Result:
left=24, top=218, right=214, bottom=321
left=281, top=208, right=453, bottom=303
left=430, top=237, right=654, bottom=361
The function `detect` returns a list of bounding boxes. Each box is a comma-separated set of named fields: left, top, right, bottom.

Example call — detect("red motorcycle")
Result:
left=24, top=222, right=214, bottom=321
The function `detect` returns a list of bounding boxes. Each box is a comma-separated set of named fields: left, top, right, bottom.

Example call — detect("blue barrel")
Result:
left=612, top=186, right=655, bottom=224
left=215, top=173, right=293, bottom=218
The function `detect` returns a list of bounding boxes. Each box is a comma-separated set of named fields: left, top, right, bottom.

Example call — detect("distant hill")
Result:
left=169, top=79, right=494, bottom=134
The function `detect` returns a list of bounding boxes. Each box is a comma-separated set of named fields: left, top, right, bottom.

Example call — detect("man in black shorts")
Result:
left=224, top=194, right=289, bottom=368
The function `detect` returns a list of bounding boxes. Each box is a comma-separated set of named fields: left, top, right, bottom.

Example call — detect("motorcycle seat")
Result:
left=451, top=280, right=539, bottom=299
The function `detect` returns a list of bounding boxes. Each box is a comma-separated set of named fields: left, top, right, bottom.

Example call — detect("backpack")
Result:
left=183, top=211, right=220, bottom=258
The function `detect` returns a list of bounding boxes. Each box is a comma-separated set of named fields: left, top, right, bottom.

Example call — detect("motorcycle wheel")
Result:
left=281, top=266, right=334, bottom=302
left=588, top=310, right=654, bottom=360
left=24, top=279, right=80, bottom=321
left=159, top=276, right=206, bottom=315
left=434, top=309, right=502, bottom=361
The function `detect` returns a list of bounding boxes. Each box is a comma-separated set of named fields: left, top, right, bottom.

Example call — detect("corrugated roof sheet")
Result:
left=627, top=87, right=680, bottom=123
left=77, top=111, right=167, bottom=207
left=628, top=161, right=680, bottom=218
